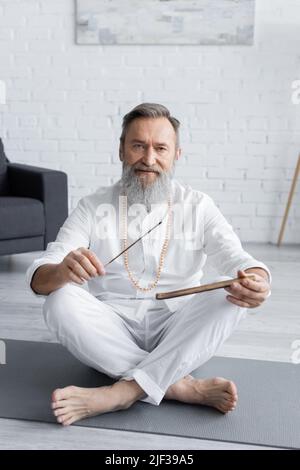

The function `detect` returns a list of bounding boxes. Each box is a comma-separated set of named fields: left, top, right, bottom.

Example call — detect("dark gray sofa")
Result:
left=0, top=138, right=68, bottom=255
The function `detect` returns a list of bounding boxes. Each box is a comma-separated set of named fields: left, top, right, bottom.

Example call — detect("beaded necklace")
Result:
left=121, top=194, right=172, bottom=291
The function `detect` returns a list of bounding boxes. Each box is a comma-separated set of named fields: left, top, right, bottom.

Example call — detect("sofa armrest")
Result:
left=7, top=163, right=68, bottom=247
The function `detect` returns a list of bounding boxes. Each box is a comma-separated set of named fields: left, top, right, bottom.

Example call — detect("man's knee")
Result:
left=42, top=283, right=81, bottom=330
left=186, top=277, right=248, bottom=323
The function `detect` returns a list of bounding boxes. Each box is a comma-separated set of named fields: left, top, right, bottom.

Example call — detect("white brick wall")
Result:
left=0, top=0, right=300, bottom=243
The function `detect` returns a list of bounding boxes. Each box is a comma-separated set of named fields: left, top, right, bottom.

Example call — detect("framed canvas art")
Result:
left=76, top=0, right=255, bottom=45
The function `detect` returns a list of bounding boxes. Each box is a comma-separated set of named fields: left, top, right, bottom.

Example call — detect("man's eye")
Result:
left=133, top=144, right=143, bottom=149
left=158, top=147, right=166, bottom=152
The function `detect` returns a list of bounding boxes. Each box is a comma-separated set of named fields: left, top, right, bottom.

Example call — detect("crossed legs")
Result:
left=43, top=282, right=246, bottom=425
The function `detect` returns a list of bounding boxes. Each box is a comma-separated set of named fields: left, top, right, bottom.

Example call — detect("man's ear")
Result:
left=175, top=147, right=182, bottom=161
left=119, top=145, right=123, bottom=161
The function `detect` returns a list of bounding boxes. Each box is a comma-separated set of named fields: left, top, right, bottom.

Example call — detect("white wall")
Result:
left=0, top=0, right=299, bottom=243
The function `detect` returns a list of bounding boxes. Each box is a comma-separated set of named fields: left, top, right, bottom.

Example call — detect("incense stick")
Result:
left=104, top=219, right=163, bottom=267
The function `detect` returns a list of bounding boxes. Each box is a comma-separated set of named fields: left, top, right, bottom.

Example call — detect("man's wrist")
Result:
left=55, top=262, right=67, bottom=287
left=244, top=267, right=270, bottom=283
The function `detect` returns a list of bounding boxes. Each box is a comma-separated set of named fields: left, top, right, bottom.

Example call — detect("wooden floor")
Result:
left=0, top=242, right=299, bottom=450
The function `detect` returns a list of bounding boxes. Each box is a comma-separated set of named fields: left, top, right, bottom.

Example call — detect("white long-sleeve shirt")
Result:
left=26, top=179, right=272, bottom=312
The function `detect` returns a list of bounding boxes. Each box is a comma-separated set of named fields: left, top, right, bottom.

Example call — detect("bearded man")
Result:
left=26, top=103, right=272, bottom=426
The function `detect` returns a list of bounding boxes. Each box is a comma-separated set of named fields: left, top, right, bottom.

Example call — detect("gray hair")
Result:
left=119, top=102, right=180, bottom=149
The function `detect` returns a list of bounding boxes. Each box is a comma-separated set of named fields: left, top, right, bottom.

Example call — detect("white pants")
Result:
left=42, top=279, right=247, bottom=406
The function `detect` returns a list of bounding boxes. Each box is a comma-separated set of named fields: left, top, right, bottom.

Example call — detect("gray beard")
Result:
left=120, top=163, right=174, bottom=212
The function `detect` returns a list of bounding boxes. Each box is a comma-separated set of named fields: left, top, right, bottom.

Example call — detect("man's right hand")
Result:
left=58, top=247, right=106, bottom=285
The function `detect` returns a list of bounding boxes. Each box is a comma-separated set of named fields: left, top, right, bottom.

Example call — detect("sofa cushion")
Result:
left=0, top=197, right=45, bottom=240
left=0, top=138, right=9, bottom=195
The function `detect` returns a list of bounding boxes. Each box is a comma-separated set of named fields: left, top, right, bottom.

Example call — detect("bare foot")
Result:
left=165, top=376, right=238, bottom=413
left=164, top=375, right=194, bottom=400
left=51, top=380, right=145, bottom=426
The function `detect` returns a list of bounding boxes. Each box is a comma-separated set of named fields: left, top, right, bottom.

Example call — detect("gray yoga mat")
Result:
left=0, top=339, right=299, bottom=449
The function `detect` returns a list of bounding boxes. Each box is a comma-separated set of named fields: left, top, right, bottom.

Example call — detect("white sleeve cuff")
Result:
left=25, top=258, right=57, bottom=298
left=235, top=261, right=272, bottom=284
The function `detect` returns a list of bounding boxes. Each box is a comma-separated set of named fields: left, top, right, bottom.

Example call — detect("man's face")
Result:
left=120, top=117, right=181, bottom=186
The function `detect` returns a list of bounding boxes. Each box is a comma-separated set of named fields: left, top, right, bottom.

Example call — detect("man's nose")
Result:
left=142, top=147, right=156, bottom=166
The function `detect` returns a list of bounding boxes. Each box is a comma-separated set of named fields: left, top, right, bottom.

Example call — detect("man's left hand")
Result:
left=224, top=269, right=271, bottom=309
